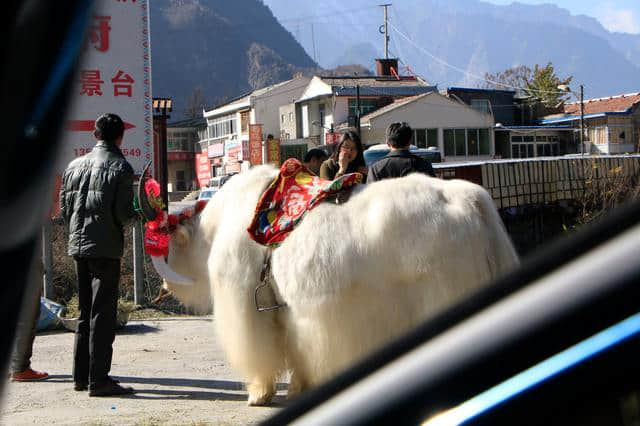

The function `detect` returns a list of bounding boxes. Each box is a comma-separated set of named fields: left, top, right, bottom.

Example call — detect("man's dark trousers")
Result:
left=72, top=257, right=120, bottom=388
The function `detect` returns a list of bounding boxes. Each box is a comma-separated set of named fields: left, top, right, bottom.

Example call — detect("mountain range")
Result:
left=150, top=0, right=640, bottom=121
left=149, top=0, right=317, bottom=120
left=263, top=0, right=640, bottom=99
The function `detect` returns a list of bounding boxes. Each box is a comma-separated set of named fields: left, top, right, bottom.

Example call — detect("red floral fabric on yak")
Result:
left=247, top=158, right=362, bottom=247
left=143, top=177, right=208, bottom=258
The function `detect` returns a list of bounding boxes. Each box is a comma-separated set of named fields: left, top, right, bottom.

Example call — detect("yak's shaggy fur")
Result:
left=164, top=165, right=519, bottom=405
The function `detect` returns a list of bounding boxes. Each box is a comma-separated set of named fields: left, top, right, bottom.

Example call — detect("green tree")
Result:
left=525, top=62, right=572, bottom=107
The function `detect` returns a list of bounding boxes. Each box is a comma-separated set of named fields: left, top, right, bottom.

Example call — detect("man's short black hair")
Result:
left=94, top=113, right=125, bottom=143
left=303, top=148, right=328, bottom=163
left=386, top=122, right=413, bottom=148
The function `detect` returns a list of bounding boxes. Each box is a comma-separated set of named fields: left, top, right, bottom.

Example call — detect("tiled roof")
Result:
left=318, top=76, right=435, bottom=97
left=168, top=116, right=206, bottom=128
left=564, top=92, right=640, bottom=115
left=360, top=93, right=433, bottom=122
left=319, top=76, right=429, bottom=88
left=334, top=86, right=436, bottom=97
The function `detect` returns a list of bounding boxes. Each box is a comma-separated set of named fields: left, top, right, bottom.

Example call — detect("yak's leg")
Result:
left=287, top=370, right=309, bottom=400
left=247, top=377, right=276, bottom=406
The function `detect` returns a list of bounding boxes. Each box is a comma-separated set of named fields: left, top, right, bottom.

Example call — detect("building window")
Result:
left=348, top=98, right=377, bottom=119
left=413, top=128, right=438, bottom=148
left=468, top=129, right=479, bottom=155
left=167, top=129, right=196, bottom=151
left=241, top=111, right=249, bottom=134
left=289, top=112, right=294, bottom=122
left=319, top=104, right=325, bottom=126
left=415, top=129, right=426, bottom=148
left=455, top=129, right=466, bottom=156
left=510, top=133, right=558, bottom=158
left=479, top=129, right=490, bottom=154
left=444, top=129, right=455, bottom=156
left=444, top=128, right=491, bottom=157
left=207, top=114, right=236, bottom=139
left=427, top=128, right=438, bottom=148
left=281, top=114, right=285, bottom=124
left=471, top=99, right=492, bottom=115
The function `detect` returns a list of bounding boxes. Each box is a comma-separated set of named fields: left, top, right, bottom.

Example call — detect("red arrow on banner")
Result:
left=66, top=120, right=136, bottom=132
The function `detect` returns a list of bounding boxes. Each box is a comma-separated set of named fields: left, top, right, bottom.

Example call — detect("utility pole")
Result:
left=580, top=84, right=585, bottom=156
left=356, top=84, right=361, bottom=136
left=380, top=4, right=392, bottom=59
left=311, top=23, right=317, bottom=64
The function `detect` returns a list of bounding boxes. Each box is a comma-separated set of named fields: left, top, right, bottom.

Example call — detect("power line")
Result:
left=387, top=20, right=570, bottom=95
left=277, top=5, right=379, bottom=24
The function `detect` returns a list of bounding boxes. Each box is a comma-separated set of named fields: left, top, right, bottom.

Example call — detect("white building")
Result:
left=201, top=76, right=310, bottom=176
left=290, top=62, right=436, bottom=146
left=359, top=92, right=496, bottom=162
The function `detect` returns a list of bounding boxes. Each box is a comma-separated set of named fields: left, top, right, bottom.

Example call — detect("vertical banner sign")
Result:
left=195, top=149, right=211, bottom=188
left=267, top=138, right=281, bottom=166
left=249, top=124, right=263, bottom=166
left=60, top=0, right=153, bottom=178
left=241, top=140, right=250, bottom=162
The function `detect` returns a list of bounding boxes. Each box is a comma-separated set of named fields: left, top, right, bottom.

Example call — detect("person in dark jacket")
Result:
left=302, top=148, right=328, bottom=176
left=367, top=122, right=436, bottom=183
left=319, top=130, right=368, bottom=180
left=59, top=113, right=136, bottom=397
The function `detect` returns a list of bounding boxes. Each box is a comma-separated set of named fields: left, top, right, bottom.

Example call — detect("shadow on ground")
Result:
left=116, top=323, right=161, bottom=335
left=41, top=375, right=288, bottom=404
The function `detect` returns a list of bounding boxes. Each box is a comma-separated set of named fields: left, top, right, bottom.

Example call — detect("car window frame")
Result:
left=264, top=200, right=640, bottom=425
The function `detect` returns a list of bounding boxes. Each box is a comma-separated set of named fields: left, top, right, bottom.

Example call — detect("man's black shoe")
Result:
left=89, top=380, right=134, bottom=397
left=74, top=382, right=88, bottom=391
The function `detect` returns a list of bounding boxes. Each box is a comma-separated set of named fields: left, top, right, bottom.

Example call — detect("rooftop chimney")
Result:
left=375, top=58, right=399, bottom=77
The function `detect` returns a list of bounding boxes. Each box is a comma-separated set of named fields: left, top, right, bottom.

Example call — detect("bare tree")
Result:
left=184, top=87, right=207, bottom=119
left=481, top=65, right=532, bottom=96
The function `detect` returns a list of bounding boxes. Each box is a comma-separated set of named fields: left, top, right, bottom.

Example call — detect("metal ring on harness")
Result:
left=254, top=249, right=286, bottom=312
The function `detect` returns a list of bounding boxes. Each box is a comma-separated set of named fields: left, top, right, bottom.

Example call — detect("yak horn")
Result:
left=151, top=256, right=194, bottom=286
left=138, top=161, right=158, bottom=221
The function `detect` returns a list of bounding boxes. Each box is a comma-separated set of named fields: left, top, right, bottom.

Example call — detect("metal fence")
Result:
left=435, top=155, right=640, bottom=209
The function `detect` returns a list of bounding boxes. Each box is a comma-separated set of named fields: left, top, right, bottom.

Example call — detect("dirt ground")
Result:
left=1, top=317, right=286, bottom=425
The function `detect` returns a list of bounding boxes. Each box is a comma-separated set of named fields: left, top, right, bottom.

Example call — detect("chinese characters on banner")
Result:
left=195, top=149, right=211, bottom=188
left=61, top=0, right=152, bottom=179
left=266, top=138, right=281, bottom=166
left=249, top=124, right=263, bottom=166
left=227, top=145, right=241, bottom=161
left=241, top=141, right=250, bottom=162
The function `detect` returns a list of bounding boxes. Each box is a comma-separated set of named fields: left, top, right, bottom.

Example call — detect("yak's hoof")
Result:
left=247, top=383, right=275, bottom=406
left=247, top=392, right=273, bottom=406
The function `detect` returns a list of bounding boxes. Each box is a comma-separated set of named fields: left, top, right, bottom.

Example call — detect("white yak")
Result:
left=150, top=165, right=519, bottom=406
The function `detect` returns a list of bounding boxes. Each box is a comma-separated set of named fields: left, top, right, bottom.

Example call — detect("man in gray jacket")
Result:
left=60, top=113, right=136, bottom=396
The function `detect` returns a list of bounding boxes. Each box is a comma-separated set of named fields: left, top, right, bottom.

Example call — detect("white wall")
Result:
left=298, top=76, right=331, bottom=102
left=253, top=77, right=310, bottom=138
left=302, top=104, right=309, bottom=138
left=333, top=97, right=349, bottom=126
left=279, top=103, right=296, bottom=140
left=362, top=93, right=495, bottom=162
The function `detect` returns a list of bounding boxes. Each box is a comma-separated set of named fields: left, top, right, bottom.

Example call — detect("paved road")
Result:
left=1, top=317, right=286, bottom=425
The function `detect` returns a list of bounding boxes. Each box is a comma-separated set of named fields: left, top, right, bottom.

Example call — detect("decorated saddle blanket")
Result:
left=247, top=158, right=363, bottom=247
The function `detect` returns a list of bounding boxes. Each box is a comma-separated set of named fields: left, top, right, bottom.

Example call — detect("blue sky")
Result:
left=483, top=0, right=640, bottom=34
